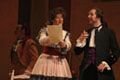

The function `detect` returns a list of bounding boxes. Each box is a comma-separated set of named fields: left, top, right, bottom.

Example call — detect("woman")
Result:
left=30, top=7, right=72, bottom=80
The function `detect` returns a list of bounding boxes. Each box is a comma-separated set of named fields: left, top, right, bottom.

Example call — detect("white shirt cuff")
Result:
left=102, top=61, right=111, bottom=70
left=76, top=39, right=86, bottom=47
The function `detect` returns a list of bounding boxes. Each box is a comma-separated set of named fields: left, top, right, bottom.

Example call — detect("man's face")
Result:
left=88, top=9, right=99, bottom=24
left=15, top=25, right=25, bottom=39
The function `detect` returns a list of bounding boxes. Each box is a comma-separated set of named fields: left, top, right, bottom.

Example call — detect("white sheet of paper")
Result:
left=47, top=25, right=63, bottom=44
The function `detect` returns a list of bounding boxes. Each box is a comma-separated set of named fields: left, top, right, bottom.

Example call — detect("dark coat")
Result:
left=74, top=27, right=120, bottom=80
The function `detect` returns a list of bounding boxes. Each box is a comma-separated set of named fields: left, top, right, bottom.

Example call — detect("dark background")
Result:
left=0, top=0, right=120, bottom=80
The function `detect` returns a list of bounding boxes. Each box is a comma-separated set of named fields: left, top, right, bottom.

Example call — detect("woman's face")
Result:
left=53, top=13, right=64, bottom=26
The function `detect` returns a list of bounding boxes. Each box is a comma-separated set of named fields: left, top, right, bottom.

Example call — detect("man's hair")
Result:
left=15, top=24, right=31, bottom=37
left=93, top=7, right=108, bottom=27
left=94, top=8, right=103, bottom=19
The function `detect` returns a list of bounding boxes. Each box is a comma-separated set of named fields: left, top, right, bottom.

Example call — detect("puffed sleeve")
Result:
left=60, top=32, right=72, bottom=54
left=37, top=28, right=52, bottom=46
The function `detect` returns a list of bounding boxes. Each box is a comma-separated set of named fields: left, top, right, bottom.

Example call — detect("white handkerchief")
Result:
left=14, top=74, right=30, bottom=79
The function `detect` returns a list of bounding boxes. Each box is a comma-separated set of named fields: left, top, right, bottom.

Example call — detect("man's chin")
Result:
left=88, top=21, right=93, bottom=24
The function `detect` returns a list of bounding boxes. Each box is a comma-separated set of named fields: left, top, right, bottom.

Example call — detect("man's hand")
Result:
left=78, top=30, right=89, bottom=43
left=23, top=70, right=31, bottom=75
left=97, top=63, right=106, bottom=72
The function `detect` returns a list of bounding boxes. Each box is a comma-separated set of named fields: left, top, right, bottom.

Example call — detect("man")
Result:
left=74, top=8, right=120, bottom=80
left=10, top=24, right=39, bottom=77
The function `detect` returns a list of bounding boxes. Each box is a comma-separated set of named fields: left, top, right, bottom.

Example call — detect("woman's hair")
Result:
left=48, top=7, right=66, bottom=25
left=93, top=7, right=108, bottom=27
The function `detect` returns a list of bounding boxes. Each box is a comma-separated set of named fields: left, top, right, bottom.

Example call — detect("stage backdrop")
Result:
left=0, top=0, right=18, bottom=80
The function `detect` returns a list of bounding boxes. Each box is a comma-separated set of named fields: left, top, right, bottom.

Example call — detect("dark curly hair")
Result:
left=48, top=7, right=66, bottom=25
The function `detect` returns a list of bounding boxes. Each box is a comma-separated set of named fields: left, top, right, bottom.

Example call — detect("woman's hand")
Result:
left=58, top=41, right=67, bottom=48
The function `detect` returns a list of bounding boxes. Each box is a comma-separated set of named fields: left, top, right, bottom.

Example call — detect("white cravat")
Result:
left=89, top=26, right=102, bottom=47
left=89, top=29, right=96, bottom=47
